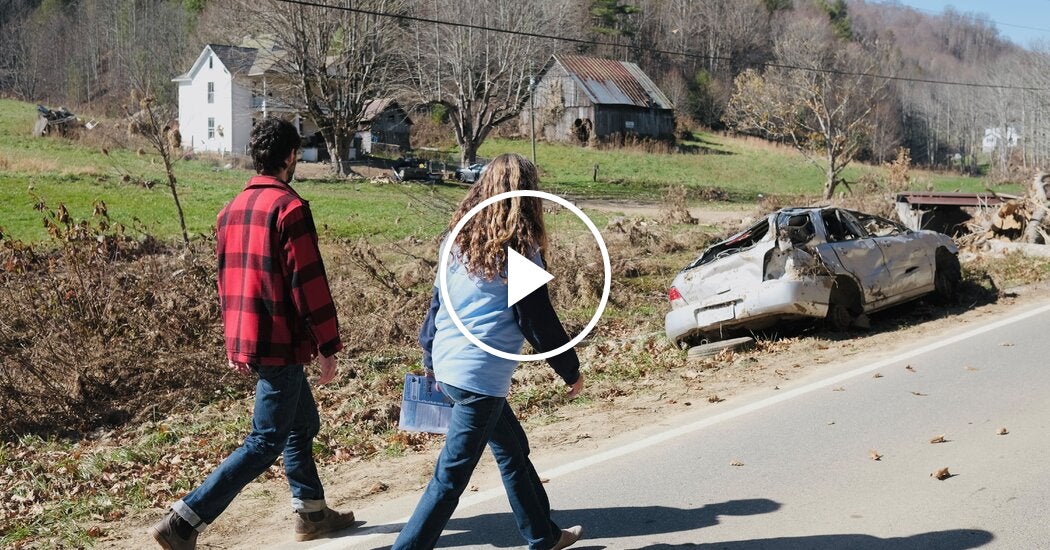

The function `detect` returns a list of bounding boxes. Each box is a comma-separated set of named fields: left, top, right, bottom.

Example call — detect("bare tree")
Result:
left=404, top=0, right=563, bottom=165
left=725, top=16, right=889, bottom=199
left=245, top=0, right=405, bottom=175
left=124, top=95, right=190, bottom=248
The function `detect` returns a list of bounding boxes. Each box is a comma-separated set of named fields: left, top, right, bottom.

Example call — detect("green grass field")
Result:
left=0, top=98, right=1002, bottom=243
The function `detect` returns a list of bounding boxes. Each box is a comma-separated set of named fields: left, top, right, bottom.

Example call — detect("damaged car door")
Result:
left=813, top=209, right=894, bottom=304
left=854, top=212, right=935, bottom=301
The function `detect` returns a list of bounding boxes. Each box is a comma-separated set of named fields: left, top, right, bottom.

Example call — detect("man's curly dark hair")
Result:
left=249, top=118, right=300, bottom=175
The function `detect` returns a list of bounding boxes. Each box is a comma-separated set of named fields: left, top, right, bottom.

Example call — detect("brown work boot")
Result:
left=149, top=510, right=198, bottom=550
left=551, top=525, right=584, bottom=550
left=295, top=507, right=356, bottom=541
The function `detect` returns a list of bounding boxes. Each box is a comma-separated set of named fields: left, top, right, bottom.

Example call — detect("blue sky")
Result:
left=875, top=0, right=1050, bottom=48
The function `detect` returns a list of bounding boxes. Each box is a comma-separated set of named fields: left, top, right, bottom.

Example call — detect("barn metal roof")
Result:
left=554, top=55, right=673, bottom=110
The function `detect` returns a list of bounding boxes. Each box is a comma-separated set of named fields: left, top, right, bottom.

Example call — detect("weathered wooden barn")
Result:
left=353, top=98, right=412, bottom=155
left=521, top=54, right=675, bottom=143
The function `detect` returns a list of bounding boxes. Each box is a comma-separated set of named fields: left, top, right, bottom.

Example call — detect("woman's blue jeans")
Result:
left=393, top=383, right=561, bottom=550
left=172, top=364, right=326, bottom=530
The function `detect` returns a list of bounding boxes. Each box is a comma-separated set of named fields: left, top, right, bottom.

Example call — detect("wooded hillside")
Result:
left=1, top=0, right=1047, bottom=179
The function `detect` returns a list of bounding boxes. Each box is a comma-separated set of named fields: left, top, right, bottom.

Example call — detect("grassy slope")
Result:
left=483, top=134, right=992, bottom=200
left=1, top=98, right=1003, bottom=242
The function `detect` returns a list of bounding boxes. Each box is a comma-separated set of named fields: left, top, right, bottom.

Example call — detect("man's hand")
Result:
left=566, top=373, right=585, bottom=399
left=317, top=354, right=338, bottom=385
left=228, top=360, right=251, bottom=376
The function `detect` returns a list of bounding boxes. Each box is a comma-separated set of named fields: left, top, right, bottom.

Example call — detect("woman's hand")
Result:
left=566, top=373, right=584, bottom=398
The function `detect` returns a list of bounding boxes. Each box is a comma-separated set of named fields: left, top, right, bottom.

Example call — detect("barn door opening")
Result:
left=572, top=118, right=592, bottom=143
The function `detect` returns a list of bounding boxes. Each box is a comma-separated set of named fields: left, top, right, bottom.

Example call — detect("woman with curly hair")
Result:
left=393, top=153, right=584, bottom=550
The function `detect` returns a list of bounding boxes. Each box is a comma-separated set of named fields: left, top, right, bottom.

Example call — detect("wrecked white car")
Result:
left=665, top=207, right=960, bottom=346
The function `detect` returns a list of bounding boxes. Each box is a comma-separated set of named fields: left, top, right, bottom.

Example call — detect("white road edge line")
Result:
left=317, top=301, right=1050, bottom=549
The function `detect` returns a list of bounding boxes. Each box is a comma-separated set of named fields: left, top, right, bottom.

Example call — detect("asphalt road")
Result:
left=302, top=301, right=1050, bottom=550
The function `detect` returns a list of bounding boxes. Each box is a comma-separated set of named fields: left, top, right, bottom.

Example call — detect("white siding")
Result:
left=177, top=48, right=234, bottom=153
left=231, top=79, right=253, bottom=155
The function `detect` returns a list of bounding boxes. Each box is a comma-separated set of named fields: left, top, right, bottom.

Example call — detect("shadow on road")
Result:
left=635, top=528, right=994, bottom=549
left=423, top=499, right=781, bottom=548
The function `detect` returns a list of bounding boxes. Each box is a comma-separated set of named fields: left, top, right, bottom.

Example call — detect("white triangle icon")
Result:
left=507, top=249, right=554, bottom=308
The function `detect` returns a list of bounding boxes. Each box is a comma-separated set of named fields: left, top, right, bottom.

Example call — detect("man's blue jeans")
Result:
left=393, top=383, right=561, bottom=550
left=172, top=364, right=326, bottom=531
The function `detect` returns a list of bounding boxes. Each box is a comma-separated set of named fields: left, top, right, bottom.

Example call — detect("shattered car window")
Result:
left=821, top=210, right=865, bottom=242
left=853, top=212, right=906, bottom=237
left=685, top=217, right=770, bottom=270
left=777, top=212, right=815, bottom=246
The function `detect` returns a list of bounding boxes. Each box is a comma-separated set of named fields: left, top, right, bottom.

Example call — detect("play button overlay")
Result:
left=439, top=190, right=611, bottom=362
left=507, top=249, right=554, bottom=308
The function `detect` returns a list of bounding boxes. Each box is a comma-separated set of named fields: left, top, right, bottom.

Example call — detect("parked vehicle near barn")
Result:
left=665, top=207, right=960, bottom=346
left=454, top=163, right=486, bottom=183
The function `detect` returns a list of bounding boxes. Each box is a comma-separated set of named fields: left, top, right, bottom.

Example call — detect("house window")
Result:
left=207, top=118, right=215, bottom=139
left=207, top=82, right=215, bottom=104
left=209, top=56, right=213, bottom=69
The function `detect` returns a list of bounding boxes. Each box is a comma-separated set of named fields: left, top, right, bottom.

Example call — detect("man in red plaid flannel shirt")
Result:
left=151, top=118, right=355, bottom=549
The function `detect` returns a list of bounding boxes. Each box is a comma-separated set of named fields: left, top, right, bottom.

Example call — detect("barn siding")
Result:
left=521, top=57, right=674, bottom=143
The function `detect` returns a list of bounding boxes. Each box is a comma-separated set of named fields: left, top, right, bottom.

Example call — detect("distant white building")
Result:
left=172, top=41, right=308, bottom=155
left=982, top=126, right=1021, bottom=153
left=172, top=41, right=411, bottom=160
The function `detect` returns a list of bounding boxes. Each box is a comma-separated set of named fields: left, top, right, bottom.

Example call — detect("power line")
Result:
left=273, top=0, right=1047, bottom=92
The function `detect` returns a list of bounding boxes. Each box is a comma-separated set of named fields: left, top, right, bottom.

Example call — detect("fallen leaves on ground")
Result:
left=931, top=467, right=952, bottom=480
left=873, top=373, right=883, bottom=379
left=905, top=365, right=916, bottom=372
left=911, top=391, right=928, bottom=397
left=708, top=395, right=724, bottom=403
left=998, top=427, right=1009, bottom=435
left=869, top=449, right=883, bottom=461
left=930, top=435, right=946, bottom=444
left=730, top=460, right=744, bottom=467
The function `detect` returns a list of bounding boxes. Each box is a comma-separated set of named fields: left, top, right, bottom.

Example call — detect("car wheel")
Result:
left=686, top=336, right=755, bottom=360
left=933, top=249, right=961, bottom=303
left=825, top=277, right=861, bottom=332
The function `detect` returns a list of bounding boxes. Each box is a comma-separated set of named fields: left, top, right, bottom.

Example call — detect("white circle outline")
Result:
left=438, top=190, right=611, bottom=362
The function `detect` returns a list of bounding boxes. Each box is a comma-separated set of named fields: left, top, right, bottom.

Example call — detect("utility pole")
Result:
left=530, top=75, right=537, bottom=165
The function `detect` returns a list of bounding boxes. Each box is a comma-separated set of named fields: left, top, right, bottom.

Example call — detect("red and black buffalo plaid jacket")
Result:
left=216, top=175, right=343, bottom=366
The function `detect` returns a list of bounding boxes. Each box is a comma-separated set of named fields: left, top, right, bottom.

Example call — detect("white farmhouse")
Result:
left=172, top=41, right=308, bottom=155
left=982, top=126, right=1021, bottom=153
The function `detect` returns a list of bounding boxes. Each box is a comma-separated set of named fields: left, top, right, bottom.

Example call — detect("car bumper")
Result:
left=665, top=279, right=831, bottom=343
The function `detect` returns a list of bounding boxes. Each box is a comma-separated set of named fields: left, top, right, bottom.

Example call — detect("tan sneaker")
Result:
left=551, top=525, right=584, bottom=550
left=295, top=507, right=356, bottom=541
left=149, top=510, right=198, bottom=550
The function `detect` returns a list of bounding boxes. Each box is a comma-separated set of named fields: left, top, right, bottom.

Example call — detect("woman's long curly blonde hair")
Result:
left=448, top=153, right=547, bottom=281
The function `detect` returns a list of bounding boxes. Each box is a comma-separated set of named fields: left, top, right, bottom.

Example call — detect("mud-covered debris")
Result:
left=931, top=467, right=952, bottom=480
left=708, top=395, right=724, bottom=403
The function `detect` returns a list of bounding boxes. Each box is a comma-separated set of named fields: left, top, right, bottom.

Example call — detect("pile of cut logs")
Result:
left=960, top=172, right=1050, bottom=257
